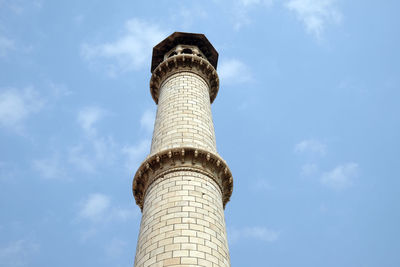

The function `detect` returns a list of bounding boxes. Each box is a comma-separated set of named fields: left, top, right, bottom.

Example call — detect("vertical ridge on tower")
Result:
left=132, top=32, right=233, bottom=267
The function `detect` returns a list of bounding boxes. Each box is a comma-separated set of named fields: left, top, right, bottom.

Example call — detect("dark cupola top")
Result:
left=151, top=32, right=219, bottom=73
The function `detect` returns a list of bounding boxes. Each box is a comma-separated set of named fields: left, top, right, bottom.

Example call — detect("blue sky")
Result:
left=1, top=0, right=399, bottom=266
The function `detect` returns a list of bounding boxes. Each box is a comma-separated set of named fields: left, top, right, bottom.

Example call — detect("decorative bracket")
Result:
left=150, top=54, right=219, bottom=104
left=132, top=147, right=233, bottom=211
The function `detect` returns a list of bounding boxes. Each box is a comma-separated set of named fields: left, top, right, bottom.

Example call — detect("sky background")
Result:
left=1, top=0, right=399, bottom=266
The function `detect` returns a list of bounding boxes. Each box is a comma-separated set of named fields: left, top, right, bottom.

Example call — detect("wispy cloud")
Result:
left=122, top=139, right=150, bottom=171
left=228, top=226, right=280, bottom=244
left=218, top=59, right=252, bottom=84
left=66, top=107, right=152, bottom=175
left=294, top=139, right=326, bottom=156
left=140, top=108, right=155, bottom=133
left=81, top=18, right=167, bottom=76
left=250, top=179, right=274, bottom=192
left=47, top=81, right=71, bottom=99
left=238, top=0, right=274, bottom=7
left=122, top=108, right=155, bottom=171
left=30, top=105, right=151, bottom=179
left=321, top=163, right=359, bottom=190
left=173, top=5, right=208, bottom=30
left=0, top=36, right=15, bottom=56
left=77, top=193, right=138, bottom=225
left=73, top=14, right=84, bottom=25
left=0, top=87, right=44, bottom=133
left=68, top=145, right=97, bottom=173
left=285, top=0, right=342, bottom=39
left=105, top=238, right=128, bottom=259
left=79, top=193, right=111, bottom=222
left=69, top=106, right=117, bottom=173
left=295, top=140, right=359, bottom=189
left=32, top=155, right=67, bottom=180
left=0, top=239, right=39, bottom=267
left=300, top=163, right=319, bottom=176
left=232, top=0, right=274, bottom=29
left=0, top=0, right=42, bottom=15
left=0, top=161, right=18, bottom=181
left=68, top=136, right=117, bottom=174
left=77, top=106, right=106, bottom=137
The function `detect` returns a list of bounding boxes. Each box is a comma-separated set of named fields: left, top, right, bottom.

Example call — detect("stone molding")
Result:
left=132, top=147, right=233, bottom=210
left=150, top=54, right=219, bottom=104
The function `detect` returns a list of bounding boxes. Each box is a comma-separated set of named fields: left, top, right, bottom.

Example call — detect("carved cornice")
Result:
left=150, top=54, right=219, bottom=104
left=132, top=147, right=233, bottom=211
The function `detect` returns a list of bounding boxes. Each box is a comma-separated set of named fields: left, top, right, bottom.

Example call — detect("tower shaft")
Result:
left=151, top=72, right=217, bottom=154
left=133, top=32, right=233, bottom=267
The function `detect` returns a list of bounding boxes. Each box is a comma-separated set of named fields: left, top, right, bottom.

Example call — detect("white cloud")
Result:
left=105, top=238, right=128, bottom=258
left=218, top=59, right=252, bottom=84
left=77, top=106, right=105, bottom=136
left=174, top=5, right=208, bottom=30
left=113, top=207, right=137, bottom=222
left=79, top=227, right=97, bottom=242
left=48, top=81, right=71, bottom=98
left=0, top=36, right=15, bottom=56
left=77, top=193, right=138, bottom=227
left=73, top=14, right=84, bottom=25
left=232, top=0, right=274, bottom=29
left=32, top=155, right=67, bottom=180
left=69, top=107, right=153, bottom=176
left=71, top=106, right=118, bottom=173
left=93, top=137, right=116, bottom=162
left=68, top=145, right=96, bottom=173
left=0, top=0, right=42, bottom=15
left=294, top=139, right=326, bottom=156
left=0, top=87, right=44, bottom=132
left=120, top=108, right=155, bottom=172
left=122, top=139, right=150, bottom=171
left=285, top=0, right=342, bottom=39
left=68, top=137, right=117, bottom=174
left=321, top=163, right=359, bottom=190
left=140, top=108, right=155, bottom=133
left=238, top=0, right=274, bottom=7
left=0, top=239, right=39, bottom=267
left=228, top=226, right=280, bottom=244
left=0, top=161, right=17, bottom=181
left=81, top=18, right=167, bottom=76
left=250, top=179, right=274, bottom=191
left=243, top=227, right=280, bottom=242
left=300, top=163, right=319, bottom=176
left=79, top=193, right=111, bottom=222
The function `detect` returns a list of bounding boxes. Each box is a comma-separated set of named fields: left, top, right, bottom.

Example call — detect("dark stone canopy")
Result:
left=151, top=32, right=219, bottom=73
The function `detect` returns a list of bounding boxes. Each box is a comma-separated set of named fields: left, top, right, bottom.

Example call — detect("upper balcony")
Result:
left=151, top=32, right=219, bottom=73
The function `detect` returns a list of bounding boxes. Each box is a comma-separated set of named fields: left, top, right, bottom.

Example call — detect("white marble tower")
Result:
left=132, top=32, right=233, bottom=267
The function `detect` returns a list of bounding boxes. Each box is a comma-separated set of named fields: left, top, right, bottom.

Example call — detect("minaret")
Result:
left=132, top=32, right=233, bottom=267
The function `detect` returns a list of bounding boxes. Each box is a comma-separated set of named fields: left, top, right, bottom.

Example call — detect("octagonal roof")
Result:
left=151, top=32, right=219, bottom=73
